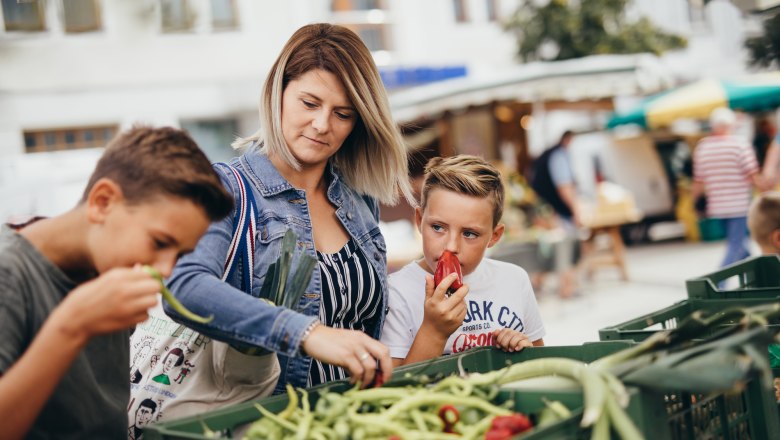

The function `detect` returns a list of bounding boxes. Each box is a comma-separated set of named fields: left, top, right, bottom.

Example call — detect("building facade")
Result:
left=0, top=0, right=768, bottom=219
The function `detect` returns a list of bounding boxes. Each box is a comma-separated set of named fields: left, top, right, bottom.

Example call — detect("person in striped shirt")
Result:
left=692, top=107, right=765, bottom=268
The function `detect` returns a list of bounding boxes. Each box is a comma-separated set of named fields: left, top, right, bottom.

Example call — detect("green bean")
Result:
left=142, top=265, right=214, bottom=324
left=252, top=403, right=297, bottom=433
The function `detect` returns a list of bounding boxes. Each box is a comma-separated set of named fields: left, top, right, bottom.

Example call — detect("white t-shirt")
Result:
left=381, top=258, right=546, bottom=358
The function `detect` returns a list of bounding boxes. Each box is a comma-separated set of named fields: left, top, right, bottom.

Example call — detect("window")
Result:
left=62, top=0, right=101, bottom=33
left=331, top=0, right=382, bottom=11
left=453, top=0, right=469, bottom=23
left=210, top=0, right=237, bottom=30
left=486, top=0, right=498, bottom=22
left=180, top=118, right=239, bottom=163
left=346, top=24, right=390, bottom=51
left=2, top=0, right=45, bottom=31
left=351, top=0, right=381, bottom=9
left=23, top=125, right=118, bottom=153
left=160, top=0, right=194, bottom=32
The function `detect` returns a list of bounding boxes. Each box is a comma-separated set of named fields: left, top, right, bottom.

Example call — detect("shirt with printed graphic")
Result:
left=381, top=258, right=545, bottom=358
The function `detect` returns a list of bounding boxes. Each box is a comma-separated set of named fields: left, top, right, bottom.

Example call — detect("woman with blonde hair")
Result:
left=162, top=23, right=414, bottom=393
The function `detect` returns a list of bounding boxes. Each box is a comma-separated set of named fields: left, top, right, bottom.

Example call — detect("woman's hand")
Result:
left=301, top=326, right=392, bottom=387
left=492, top=328, right=533, bottom=353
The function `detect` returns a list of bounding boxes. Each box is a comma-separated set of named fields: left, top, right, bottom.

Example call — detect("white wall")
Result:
left=0, top=0, right=760, bottom=220
left=389, top=0, right=520, bottom=73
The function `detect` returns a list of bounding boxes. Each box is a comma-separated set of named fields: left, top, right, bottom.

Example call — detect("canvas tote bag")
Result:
left=127, top=164, right=279, bottom=426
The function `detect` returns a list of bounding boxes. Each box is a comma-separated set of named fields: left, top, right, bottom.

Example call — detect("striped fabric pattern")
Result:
left=693, top=135, right=759, bottom=218
left=308, top=239, right=382, bottom=386
left=221, top=165, right=255, bottom=286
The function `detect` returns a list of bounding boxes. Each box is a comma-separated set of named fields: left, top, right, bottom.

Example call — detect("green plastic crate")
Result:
left=686, top=255, right=780, bottom=300
left=598, top=298, right=780, bottom=342
left=144, top=339, right=779, bottom=440
left=144, top=342, right=640, bottom=440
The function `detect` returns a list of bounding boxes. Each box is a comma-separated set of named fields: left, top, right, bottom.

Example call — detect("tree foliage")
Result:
left=745, top=13, right=780, bottom=69
left=504, top=0, right=687, bottom=62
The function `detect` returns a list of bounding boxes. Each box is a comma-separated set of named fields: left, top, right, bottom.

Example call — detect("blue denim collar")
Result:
left=241, top=143, right=344, bottom=207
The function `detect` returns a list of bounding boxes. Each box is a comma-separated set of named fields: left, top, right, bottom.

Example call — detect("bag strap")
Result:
left=215, top=163, right=257, bottom=293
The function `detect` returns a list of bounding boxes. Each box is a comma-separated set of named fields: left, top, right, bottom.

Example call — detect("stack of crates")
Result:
left=143, top=257, right=780, bottom=440
left=144, top=343, right=640, bottom=439
left=145, top=335, right=779, bottom=440
left=599, top=255, right=780, bottom=361
left=598, top=255, right=780, bottom=439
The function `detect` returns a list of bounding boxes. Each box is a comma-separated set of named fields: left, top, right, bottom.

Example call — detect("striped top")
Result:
left=308, top=239, right=382, bottom=386
left=693, top=135, right=759, bottom=218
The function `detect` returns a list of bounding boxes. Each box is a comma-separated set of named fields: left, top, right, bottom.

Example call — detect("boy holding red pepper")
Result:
left=381, top=155, right=545, bottom=366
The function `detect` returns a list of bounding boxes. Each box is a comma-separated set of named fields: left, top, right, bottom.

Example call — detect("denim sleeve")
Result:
left=164, top=165, right=316, bottom=356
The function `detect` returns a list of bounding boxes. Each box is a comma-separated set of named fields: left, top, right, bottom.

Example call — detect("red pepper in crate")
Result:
left=434, top=250, right=463, bottom=296
left=485, top=413, right=534, bottom=439
left=438, top=404, right=460, bottom=433
left=485, top=428, right=514, bottom=440
left=370, top=367, right=385, bottom=388
left=490, top=413, right=533, bottom=432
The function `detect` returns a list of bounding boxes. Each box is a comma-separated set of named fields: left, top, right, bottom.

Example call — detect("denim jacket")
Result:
left=166, top=149, right=389, bottom=390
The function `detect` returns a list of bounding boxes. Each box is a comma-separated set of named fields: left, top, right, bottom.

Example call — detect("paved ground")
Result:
left=534, top=239, right=730, bottom=346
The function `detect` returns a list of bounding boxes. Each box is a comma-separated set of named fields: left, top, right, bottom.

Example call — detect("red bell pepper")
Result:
left=438, top=404, right=460, bottom=433
left=434, top=250, right=463, bottom=295
left=484, top=428, right=514, bottom=440
left=487, top=413, right=534, bottom=437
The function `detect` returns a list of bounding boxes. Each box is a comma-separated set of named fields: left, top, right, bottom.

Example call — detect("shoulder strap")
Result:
left=215, top=162, right=257, bottom=293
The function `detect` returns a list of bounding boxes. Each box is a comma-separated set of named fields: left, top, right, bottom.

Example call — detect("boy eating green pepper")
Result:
left=0, top=126, right=233, bottom=439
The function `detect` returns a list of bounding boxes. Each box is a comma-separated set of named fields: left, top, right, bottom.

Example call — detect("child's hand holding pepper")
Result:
left=420, top=273, right=468, bottom=341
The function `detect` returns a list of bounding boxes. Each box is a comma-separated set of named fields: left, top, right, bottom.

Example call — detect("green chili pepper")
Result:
left=142, top=265, right=214, bottom=324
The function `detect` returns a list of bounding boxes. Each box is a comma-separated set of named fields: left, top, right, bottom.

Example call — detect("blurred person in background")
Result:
left=163, top=23, right=414, bottom=395
left=692, top=107, right=764, bottom=268
left=761, top=128, right=780, bottom=188
left=753, top=117, right=776, bottom=167
left=530, top=130, right=581, bottom=298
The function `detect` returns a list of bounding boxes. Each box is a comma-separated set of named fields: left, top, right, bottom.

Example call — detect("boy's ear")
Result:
left=487, top=223, right=505, bottom=248
left=414, top=207, right=423, bottom=232
left=85, top=178, right=124, bottom=224
left=771, top=230, right=780, bottom=252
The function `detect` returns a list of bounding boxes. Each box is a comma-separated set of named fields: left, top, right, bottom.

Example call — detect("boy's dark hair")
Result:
left=81, top=126, right=233, bottom=221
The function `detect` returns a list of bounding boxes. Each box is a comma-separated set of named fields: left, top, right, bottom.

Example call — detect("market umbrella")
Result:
left=607, top=71, right=780, bottom=129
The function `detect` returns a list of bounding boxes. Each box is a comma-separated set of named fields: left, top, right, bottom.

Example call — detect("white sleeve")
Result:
left=516, top=268, right=546, bottom=342
left=380, top=278, right=418, bottom=359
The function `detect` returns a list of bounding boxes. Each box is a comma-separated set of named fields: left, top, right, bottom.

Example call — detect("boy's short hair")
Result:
left=749, top=191, right=780, bottom=248
left=81, top=126, right=233, bottom=221
left=420, top=155, right=504, bottom=227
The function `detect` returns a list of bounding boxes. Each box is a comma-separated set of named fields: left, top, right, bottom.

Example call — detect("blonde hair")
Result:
left=233, top=23, right=413, bottom=206
left=420, top=155, right=505, bottom=227
left=749, top=191, right=780, bottom=250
